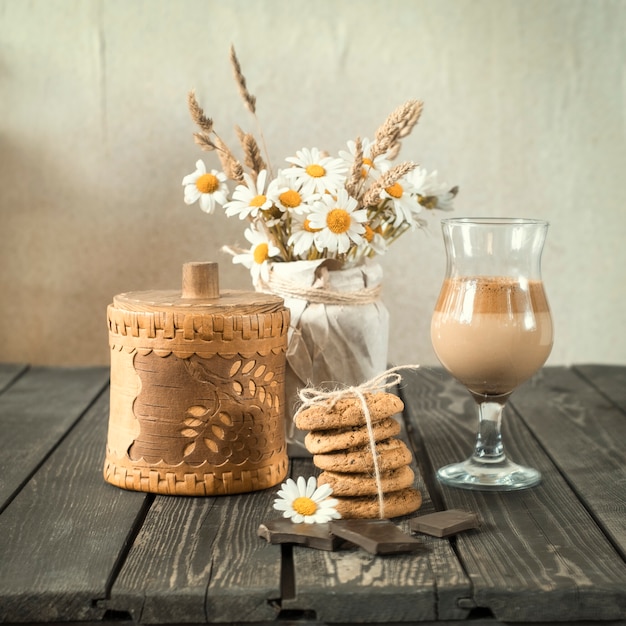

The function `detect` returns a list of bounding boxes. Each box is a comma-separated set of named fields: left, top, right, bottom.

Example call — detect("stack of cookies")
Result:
left=294, top=392, right=422, bottom=519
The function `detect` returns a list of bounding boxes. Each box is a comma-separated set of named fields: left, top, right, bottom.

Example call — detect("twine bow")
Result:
left=295, top=365, right=420, bottom=519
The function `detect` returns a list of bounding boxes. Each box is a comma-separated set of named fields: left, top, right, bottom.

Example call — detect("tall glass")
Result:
left=431, top=218, right=553, bottom=490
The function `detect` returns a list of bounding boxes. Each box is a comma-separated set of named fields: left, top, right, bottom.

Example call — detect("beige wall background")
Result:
left=1, top=0, right=624, bottom=368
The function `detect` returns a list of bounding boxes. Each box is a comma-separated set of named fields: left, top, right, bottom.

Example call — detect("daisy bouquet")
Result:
left=182, top=46, right=457, bottom=288
left=182, top=47, right=457, bottom=451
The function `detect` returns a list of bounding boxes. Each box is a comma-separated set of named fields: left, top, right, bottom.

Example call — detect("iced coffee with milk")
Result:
left=431, top=276, right=553, bottom=397
left=430, top=217, right=553, bottom=490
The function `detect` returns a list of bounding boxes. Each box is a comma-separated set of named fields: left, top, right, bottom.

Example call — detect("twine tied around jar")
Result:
left=257, top=265, right=382, bottom=305
left=295, top=364, right=420, bottom=518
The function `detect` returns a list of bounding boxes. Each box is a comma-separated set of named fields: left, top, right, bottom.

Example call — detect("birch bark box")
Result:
left=104, top=262, right=290, bottom=496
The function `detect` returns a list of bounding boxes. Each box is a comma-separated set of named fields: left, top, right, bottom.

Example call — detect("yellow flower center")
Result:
left=326, top=208, right=351, bottom=234
left=279, top=189, right=302, bottom=208
left=385, top=182, right=403, bottom=198
left=303, top=219, right=321, bottom=233
left=196, top=173, right=220, bottom=194
left=253, top=243, right=269, bottom=265
left=364, top=224, right=375, bottom=243
left=293, top=496, right=317, bottom=517
left=250, top=194, right=267, bottom=207
left=306, top=164, right=326, bottom=178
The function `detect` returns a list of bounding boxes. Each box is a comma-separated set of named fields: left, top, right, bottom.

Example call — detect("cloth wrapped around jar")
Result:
left=258, top=258, right=390, bottom=456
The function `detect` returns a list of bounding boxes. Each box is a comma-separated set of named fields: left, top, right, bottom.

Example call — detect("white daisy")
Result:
left=379, top=175, right=421, bottom=229
left=287, top=213, right=321, bottom=259
left=182, top=160, right=229, bottom=214
left=273, top=476, right=341, bottom=524
left=284, top=147, right=348, bottom=196
left=307, top=188, right=367, bottom=255
left=267, top=170, right=319, bottom=215
left=407, top=167, right=457, bottom=212
left=232, top=226, right=280, bottom=287
left=339, top=137, right=392, bottom=183
left=225, top=170, right=273, bottom=220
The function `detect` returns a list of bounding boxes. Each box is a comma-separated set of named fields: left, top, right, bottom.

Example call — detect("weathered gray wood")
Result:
left=2, top=365, right=625, bottom=625
left=512, top=366, right=626, bottom=559
left=0, top=366, right=110, bottom=510
left=205, top=487, right=285, bottom=622
left=282, top=448, right=472, bottom=623
left=401, top=367, right=626, bottom=623
left=0, top=363, right=27, bottom=394
left=574, top=364, right=626, bottom=412
left=0, top=387, right=150, bottom=623
left=106, top=477, right=283, bottom=623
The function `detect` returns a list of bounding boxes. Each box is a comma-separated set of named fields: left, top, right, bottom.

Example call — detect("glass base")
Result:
left=437, top=456, right=541, bottom=491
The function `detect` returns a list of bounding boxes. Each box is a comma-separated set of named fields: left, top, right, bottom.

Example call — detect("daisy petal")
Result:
left=313, top=485, right=333, bottom=502
left=184, top=187, right=201, bottom=204
left=182, top=172, right=199, bottom=186
left=199, top=195, right=215, bottom=213
left=305, top=476, right=317, bottom=498
left=282, top=479, right=300, bottom=499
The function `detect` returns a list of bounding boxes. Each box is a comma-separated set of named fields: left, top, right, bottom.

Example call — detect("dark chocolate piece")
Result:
left=409, top=509, right=480, bottom=537
left=258, top=519, right=343, bottom=551
left=329, top=519, right=423, bottom=555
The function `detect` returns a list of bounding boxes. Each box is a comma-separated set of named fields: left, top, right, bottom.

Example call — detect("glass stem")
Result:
left=470, top=394, right=510, bottom=463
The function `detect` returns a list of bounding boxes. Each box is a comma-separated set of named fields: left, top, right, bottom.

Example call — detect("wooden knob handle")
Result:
left=182, top=262, right=220, bottom=299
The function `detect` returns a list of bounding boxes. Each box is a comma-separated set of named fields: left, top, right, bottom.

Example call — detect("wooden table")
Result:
left=1, top=363, right=625, bottom=625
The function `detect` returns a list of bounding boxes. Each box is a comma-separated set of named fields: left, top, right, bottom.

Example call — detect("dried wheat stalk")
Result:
left=193, top=132, right=217, bottom=152
left=363, top=161, right=418, bottom=206
left=345, top=137, right=364, bottom=198
left=188, top=86, right=245, bottom=181
left=236, top=129, right=266, bottom=175
left=370, top=100, right=423, bottom=161
left=230, top=44, right=256, bottom=114
left=187, top=90, right=214, bottom=133
left=214, top=135, right=245, bottom=182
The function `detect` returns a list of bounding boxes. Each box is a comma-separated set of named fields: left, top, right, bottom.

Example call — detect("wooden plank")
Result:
left=107, top=480, right=283, bottom=623
left=0, top=366, right=110, bottom=510
left=401, top=367, right=626, bottom=623
left=512, top=366, right=626, bottom=559
left=0, top=363, right=27, bottom=394
left=282, top=443, right=472, bottom=624
left=204, top=487, right=284, bottom=622
left=573, top=364, right=626, bottom=412
left=0, top=386, right=150, bottom=623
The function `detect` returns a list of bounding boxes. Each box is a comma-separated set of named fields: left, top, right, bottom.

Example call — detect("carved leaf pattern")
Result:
left=177, top=354, right=283, bottom=465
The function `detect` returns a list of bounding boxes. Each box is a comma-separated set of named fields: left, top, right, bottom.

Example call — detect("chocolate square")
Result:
left=409, top=509, right=480, bottom=537
left=329, top=519, right=423, bottom=555
left=258, top=519, right=344, bottom=551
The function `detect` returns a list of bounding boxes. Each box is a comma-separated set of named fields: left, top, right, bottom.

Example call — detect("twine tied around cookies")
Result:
left=295, top=364, right=420, bottom=519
